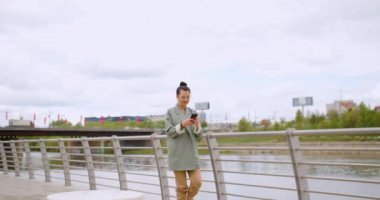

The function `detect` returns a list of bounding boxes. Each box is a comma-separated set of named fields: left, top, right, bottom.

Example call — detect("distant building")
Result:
left=326, top=100, right=357, bottom=115
left=375, top=106, right=380, bottom=112
left=85, top=115, right=147, bottom=123
left=8, top=119, right=35, bottom=128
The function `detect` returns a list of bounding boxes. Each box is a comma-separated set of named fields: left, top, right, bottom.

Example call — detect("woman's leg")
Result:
left=187, top=169, right=202, bottom=200
left=174, top=170, right=188, bottom=200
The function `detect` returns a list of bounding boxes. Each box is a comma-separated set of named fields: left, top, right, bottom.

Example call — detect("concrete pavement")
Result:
left=0, top=174, right=88, bottom=200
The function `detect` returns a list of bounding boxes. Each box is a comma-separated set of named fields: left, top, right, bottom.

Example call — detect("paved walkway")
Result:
left=0, top=174, right=88, bottom=200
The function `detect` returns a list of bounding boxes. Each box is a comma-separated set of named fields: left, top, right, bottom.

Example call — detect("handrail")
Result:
left=0, top=127, right=379, bottom=200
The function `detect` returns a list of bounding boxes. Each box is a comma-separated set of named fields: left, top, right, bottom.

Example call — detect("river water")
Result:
left=23, top=152, right=380, bottom=200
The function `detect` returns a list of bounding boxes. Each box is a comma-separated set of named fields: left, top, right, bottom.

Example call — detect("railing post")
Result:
left=206, top=132, right=227, bottom=200
left=39, top=139, right=51, bottom=182
left=0, top=142, right=8, bottom=175
left=81, top=137, right=97, bottom=190
left=151, top=133, right=170, bottom=200
left=286, top=128, right=310, bottom=200
left=10, top=141, right=21, bottom=177
left=23, top=140, right=34, bottom=179
left=58, top=139, right=71, bottom=186
left=111, top=135, right=128, bottom=190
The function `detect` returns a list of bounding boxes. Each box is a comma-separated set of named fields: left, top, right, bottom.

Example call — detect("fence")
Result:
left=1, top=128, right=380, bottom=200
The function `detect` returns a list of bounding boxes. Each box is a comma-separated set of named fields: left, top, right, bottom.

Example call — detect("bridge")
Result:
left=0, top=128, right=154, bottom=139
left=1, top=128, right=380, bottom=200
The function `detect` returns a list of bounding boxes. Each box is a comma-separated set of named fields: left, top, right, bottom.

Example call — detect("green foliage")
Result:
left=340, top=108, right=358, bottom=128
left=273, top=122, right=281, bottom=130
left=317, top=119, right=331, bottom=129
left=201, top=121, right=208, bottom=128
left=295, top=110, right=304, bottom=127
left=327, top=110, right=340, bottom=128
left=238, top=102, right=380, bottom=133
left=43, top=102, right=380, bottom=142
left=294, top=102, right=380, bottom=130
left=50, top=120, right=73, bottom=128
left=155, top=120, right=165, bottom=129
left=237, top=117, right=252, bottom=132
left=357, top=103, right=374, bottom=127
left=54, top=119, right=167, bottom=130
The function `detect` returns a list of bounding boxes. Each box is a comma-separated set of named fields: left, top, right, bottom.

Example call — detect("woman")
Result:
left=165, top=81, right=204, bottom=200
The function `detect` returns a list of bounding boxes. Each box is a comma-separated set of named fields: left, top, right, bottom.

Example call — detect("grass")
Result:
left=48, top=159, right=63, bottom=169
left=299, top=135, right=380, bottom=142
left=216, top=136, right=285, bottom=144
left=122, top=149, right=154, bottom=155
left=215, top=135, right=380, bottom=144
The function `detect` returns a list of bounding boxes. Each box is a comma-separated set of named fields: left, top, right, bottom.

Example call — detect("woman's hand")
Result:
left=181, top=118, right=194, bottom=128
left=193, top=117, right=201, bottom=128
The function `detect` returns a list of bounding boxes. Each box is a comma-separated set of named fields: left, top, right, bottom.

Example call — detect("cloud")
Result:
left=75, top=62, right=166, bottom=80
left=370, top=83, right=380, bottom=99
left=1, top=0, right=380, bottom=127
left=0, top=0, right=79, bottom=32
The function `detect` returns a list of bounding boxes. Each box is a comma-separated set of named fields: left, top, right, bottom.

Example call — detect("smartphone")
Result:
left=190, top=113, right=198, bottom=119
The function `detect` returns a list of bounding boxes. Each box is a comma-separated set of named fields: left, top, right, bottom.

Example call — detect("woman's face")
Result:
left=177, top=90, right=190, bottom=107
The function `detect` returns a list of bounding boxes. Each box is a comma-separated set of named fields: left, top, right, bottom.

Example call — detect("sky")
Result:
left=1, top=0, right=380, bottom=127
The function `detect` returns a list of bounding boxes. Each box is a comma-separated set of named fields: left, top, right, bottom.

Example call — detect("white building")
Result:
left=326, top=100, right=357, bottom=115
left=147, top=114, right=166, bottom=122
left=8, top=119, right=35, bottom=128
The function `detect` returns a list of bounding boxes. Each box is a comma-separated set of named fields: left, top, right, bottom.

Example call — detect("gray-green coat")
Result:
left=165, top=104, right=205, bottom=171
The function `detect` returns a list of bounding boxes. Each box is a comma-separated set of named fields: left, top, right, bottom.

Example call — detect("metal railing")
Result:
left=0, top=128, right=380, bottom=200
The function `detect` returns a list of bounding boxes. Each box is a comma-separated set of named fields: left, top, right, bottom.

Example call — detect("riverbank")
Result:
left=213, top=141, right=380, bottom=156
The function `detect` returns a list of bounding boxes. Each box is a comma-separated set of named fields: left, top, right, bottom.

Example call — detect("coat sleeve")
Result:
left=190, top=109, right=205, bottom=142
left=165, top=109, right=182, bottom=139
left=194, top=125, right=205, bottom=142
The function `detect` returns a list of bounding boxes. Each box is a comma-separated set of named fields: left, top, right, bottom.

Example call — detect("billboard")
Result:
left=292, top=97, right=313, bottom=107
left=195, top=102, right=210, bottom=110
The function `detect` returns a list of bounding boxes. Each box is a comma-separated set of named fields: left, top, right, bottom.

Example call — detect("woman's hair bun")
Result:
left=180, top=81, right=187, bottom=87
left=176, top=81, right=190, bottom=95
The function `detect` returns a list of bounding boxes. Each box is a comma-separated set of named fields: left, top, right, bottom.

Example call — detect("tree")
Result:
left=74, top=122, right=83, bottom=128
left=295, top=110, right=304, bottom=129
left=201, top=121, right=208, bottom=128
left=238, top=117, right=251, bottom=132
left=307, top=113, right=325, bottom=129
left=261, top=119, right=271, bottom=130
left=357, top=103, right=373, bottom=127
left=155, top=120, right=165, bottom=129
left=340, top=108, right=359, bottom=128
left=373, top=111, right=380, bottom=127
left=142, top=119, right=154, bottom=128
left=273, top=122, right=281, bottom=130
left=317, top=119, right=331, bottom=129
left=50, top=120, right=72, bottom=128
left=295, top=110, right=303, bottom=123
left=309, top=113, right=317, bottom=128
left=327, top=110, right=340, bottom=128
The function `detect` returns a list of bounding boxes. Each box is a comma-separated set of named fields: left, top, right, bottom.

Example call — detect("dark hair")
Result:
left=176, top=81, right=191, bottom=96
